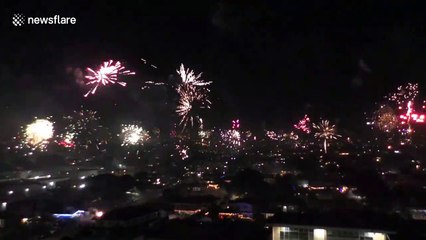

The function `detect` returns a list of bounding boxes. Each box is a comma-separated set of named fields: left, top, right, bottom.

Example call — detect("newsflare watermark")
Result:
left=12, top=13, right=76, bottom=27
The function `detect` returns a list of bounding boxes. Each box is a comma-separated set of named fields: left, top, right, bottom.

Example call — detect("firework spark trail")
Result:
left=397, top=101, right=426, bottom=140
left=139, top=58, right=164, bottom=90
left=313, top=120, right=340, bottom=154
left=141, top=81, right=166, bottom=90
left=84, top=60, right=135, bottom=97
left=400, top=101, right=426, bottom=124
left=140, top=58, right=158, bottom=69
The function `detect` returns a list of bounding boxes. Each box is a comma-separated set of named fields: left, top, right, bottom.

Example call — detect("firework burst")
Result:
left=373, top=105, right=398, bottom=132
left=24, top=118, right=54, bottom=150
left=120, top=124, right=150, bottom=146
left=84, top=60, right=135, bottom=97
left=232, top=119, right=240, bottom=129
left=58, top=132, right=76, bottom=148
left=294, top=115, right=311, bottom=133
left=176, top=143, right=189, bottom=160
left=221, top=129, right=241, bottom=149
left=386, top=83, right=418, bottom=106
left=266, top=130, right=283, bottom=141
left=59, top=108, right=110, bottom=152
left=176, top=88, right=211, bottom=129
left=177, top=64, right=211, bottom=87
left=313, top=120, right=340, bottom=153
left=198, top=129, right=211, bottom=146
left=382, top=83, right=426, bottom=143
left=176, top=64, right=212, bottom=130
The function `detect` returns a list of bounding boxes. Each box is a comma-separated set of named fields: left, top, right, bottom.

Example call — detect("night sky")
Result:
left=1, top=1, right=426, bottom=133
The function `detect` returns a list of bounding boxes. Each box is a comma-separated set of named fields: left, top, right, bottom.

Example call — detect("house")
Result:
left=98, top=205, right=168, bottom=228
left=268, top=211, right=396, bottom=240
left=270, top=224, right=392, bottom=240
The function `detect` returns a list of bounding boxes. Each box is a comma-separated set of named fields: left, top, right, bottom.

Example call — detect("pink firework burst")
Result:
left=294, top=114, right=311, bottom=133
left=84, top=60, right=135, bottom=97
left=232, top=119, right=240, bottom=129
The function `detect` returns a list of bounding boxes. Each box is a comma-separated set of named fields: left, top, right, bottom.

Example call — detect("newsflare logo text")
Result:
left=12, top=13, right=77, bottom=26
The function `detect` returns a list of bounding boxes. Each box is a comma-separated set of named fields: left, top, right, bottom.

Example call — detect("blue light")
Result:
left=53, top=210, right=85, bottom=219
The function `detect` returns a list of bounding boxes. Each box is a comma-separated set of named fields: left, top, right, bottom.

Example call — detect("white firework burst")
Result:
left=313, top=120, right=340, bottom=153
left=120, top=124, right=150, bottom=146
left=24, top=118, right=54, bottom=150
left=177, top=64, right=212, bottom=87
left=176, top=64, right=212, bottom=130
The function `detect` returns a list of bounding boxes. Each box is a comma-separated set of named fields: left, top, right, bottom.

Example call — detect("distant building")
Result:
left=270, top=224, right=392, bottom=240
left=268, top=212, right=396, bottom=240
left=219, top=200, right=256, bottom=221
left=99, top=206, right=168, bottom=228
